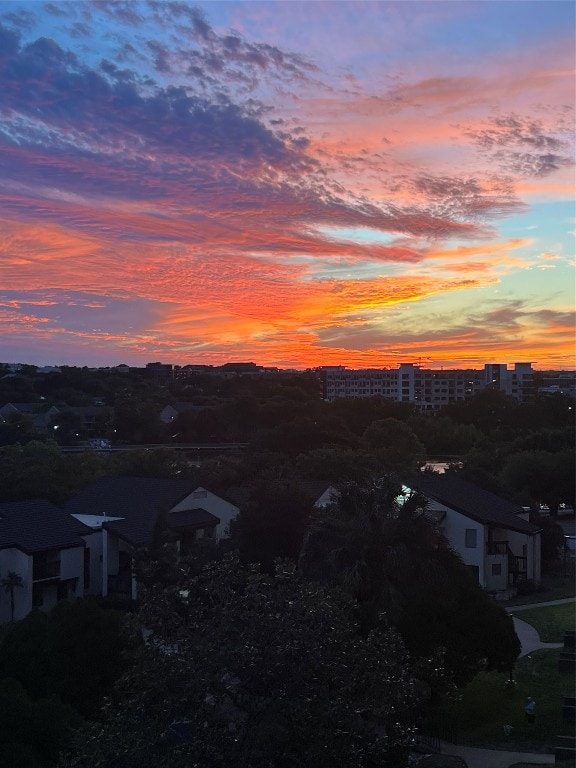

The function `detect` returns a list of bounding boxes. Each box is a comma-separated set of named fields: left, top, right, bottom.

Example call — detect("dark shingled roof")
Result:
left=63, top=477, right=216, bottom=547
left=0, top=500, right=89, bottom=553
left=410, top=473, right=540, bottom=535
left=168, top=508, right=219, bottom=530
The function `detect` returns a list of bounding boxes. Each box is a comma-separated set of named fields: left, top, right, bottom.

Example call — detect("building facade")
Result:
left=321, top=362, right=536, bottom=410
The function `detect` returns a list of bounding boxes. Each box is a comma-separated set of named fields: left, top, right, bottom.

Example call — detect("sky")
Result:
left=0, top=1, right=574, bottom=370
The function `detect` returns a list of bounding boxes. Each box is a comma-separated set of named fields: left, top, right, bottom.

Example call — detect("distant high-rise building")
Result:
left=321, top=362, right=537, bottom=410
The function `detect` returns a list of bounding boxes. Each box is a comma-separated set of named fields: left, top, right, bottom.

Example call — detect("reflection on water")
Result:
left=423, top=461, right=462, bottom=474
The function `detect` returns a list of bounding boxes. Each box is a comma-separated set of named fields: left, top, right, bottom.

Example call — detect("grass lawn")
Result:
left=512, top=602, right=576, bottom=642
left=505, top=576, right=576, bottom=607
left=429, top=649, right=574, bottom=753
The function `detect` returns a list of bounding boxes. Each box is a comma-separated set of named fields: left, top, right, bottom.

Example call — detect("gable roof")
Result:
left=63, top=476, right=210, bottom=547
left=409, top=473, right=540, bottom=535
left=298, top=480, right=337, bottom=503
left=224, top=480, right=335, bottom=510
left=0, top=500, right=89, bottom=554
left=103, top=508, right=220, bottom=546
left=167, top=508, right=219, bottom=529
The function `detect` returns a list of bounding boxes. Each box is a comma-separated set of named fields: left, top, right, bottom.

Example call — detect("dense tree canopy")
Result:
left=299, top=480, right=520, bottom=687
left=61, top=555, right=418, bottom=768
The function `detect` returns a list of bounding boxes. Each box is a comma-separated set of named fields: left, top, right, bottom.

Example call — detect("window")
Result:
left=465, top=528, right=477, bottom=548
left=491, top=563, right=502, bottom=576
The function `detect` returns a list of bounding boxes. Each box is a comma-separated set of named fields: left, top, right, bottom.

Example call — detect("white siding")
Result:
left=60, top=546, right=85, bottom=596
left=172, top=488, right=239, bottom=540
left=426, top=500, right=486, bottom=585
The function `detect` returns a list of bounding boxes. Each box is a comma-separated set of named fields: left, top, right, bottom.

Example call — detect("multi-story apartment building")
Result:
left=321, top=362, right=536, bottom=410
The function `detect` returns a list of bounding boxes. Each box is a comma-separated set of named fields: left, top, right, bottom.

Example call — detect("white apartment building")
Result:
left=321, top=362, right=535, bottom=410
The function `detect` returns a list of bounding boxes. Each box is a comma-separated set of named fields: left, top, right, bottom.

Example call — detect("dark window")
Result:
left=465, top=528, right=477, bottom=548
left=492, top=563, right=502, bottom=576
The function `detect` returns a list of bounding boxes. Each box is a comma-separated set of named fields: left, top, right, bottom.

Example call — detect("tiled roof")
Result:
left=168, top=508, right=219, bottom=529
left=0, top=500, right=89, bottom=553
left=410, top=473, right=540, bottom=535
left=104, top=508, right=219, bottom=545
left=63, top=476, right=200, bottom=547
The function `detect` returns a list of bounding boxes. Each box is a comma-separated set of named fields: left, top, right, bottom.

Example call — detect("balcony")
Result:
left=33, top=560, right=60, bottom=581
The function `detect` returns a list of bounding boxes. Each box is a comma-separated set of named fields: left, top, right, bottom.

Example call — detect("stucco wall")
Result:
left=427, top=500, right=486, bottom=585
left=60, top=546, right=85, bottom=596
left=173, top=489, right=239, bottom=539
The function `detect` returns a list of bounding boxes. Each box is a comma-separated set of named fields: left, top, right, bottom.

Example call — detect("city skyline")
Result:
left=1, top=1, right=574, bottom=370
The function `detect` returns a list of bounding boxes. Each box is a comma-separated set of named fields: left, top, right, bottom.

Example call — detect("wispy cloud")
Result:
left=0, top=1, right=574, bottom=367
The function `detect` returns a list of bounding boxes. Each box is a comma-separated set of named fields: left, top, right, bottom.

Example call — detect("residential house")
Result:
left=159, top=402, right=203, bottom=425
left=405, top=472, right=541, bottom=593
left=0, top=402, right=61, bottom=434
left=64, top=477, right=220, bottom=600
left=298, top=480, right=339, bottom=508
left=184, top=487, right=241, bottom=540
left=0, top=500, right=88, bottom=623
left=226, top=481, right=337, bottom=513
left=60, top=405, right=114, bottom=438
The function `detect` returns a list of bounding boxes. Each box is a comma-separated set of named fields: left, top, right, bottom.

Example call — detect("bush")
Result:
left=516, top=579, right=537, bottom=596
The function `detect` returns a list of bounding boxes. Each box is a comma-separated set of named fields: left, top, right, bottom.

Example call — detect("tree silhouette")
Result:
left=2, top=571, right=23, bottom=622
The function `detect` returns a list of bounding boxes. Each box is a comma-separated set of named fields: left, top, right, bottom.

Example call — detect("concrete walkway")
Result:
left=432, top=599, right=574, bottom=767
left=510, top=616, right=563, bottom=657
left=507, top=597, right=576, bottom=612
left=508, top=597, right=574, bottom=657
left=440, top=741, right=554, bottom=768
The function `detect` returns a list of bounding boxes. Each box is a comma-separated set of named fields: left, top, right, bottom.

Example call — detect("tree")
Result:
left=0, top=441, right=109, bottom=503
left=1, top=571, right=23, bottom=622
left=0, top=600, right=134, bottom=717
left=234, top=477, right=313, bottom=570
left=0, top=678, right=81, bottom=768
left=296, top=446, right=378, bottom=485
left=0, top=411, right=36, bottom=447
left=500, top=449, right=576, bottom=515
left=110, top=448, right=195, bottom=480
left=362, top=418, right=425, bottom=474
left=61, top=555, right=418, bottom=768
left=408, top=415, right=482, bottom=457
left=299, top=479, right=520, bottom=688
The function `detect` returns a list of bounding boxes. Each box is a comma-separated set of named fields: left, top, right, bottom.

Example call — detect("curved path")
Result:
left=508, top=597, right=574, bottom=657
left=435, top=599, right=575, bottom=767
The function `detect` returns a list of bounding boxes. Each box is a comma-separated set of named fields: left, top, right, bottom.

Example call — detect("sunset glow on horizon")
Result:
left=0, top=1, right=574, bottom=370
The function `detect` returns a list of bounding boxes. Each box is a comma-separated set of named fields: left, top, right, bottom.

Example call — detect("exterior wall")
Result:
left=173, top=488, right=239, bottom=539
left=426, top=500, right=486, bottom=585
left=0, top=548, right=32, bottom=623
left=485, top=554, right=508, bottom=591
left=507, top=528, right=541, bottom=583
left=314, top=487, right=338, bottom=508
left=71, top=516, right=124, bottom=596
left=106, top=531, right=121, bottom=579
left=160, top=405, right=178, bottom=424
left=82, top=531, right=104, bottom=596
left=60, top=546, right=85, bottom=596
left=0, top=545, right=85, bottom=623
